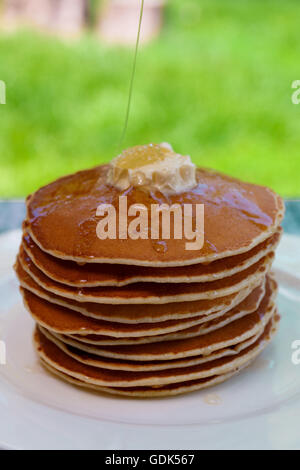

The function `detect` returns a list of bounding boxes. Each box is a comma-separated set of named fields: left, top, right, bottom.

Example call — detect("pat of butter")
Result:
left=107, top=143, right=196, bottom=195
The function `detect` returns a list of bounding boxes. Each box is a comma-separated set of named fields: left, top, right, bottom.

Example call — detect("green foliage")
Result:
left=0, top=0, right=299, bottom=196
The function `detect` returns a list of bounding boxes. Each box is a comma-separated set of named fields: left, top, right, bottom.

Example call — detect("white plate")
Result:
left=0, top=230, right=300, bottom=450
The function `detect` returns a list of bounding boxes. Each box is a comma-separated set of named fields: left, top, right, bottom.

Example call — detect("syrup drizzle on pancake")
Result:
left=26, top=167, right=284, bottom=266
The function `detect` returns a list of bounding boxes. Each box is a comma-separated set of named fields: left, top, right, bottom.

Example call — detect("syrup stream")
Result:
left=118, top=0, right=145, bottom=150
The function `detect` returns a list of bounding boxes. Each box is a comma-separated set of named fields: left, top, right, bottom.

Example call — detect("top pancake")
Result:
left=26, top=165, right=284, bottom=266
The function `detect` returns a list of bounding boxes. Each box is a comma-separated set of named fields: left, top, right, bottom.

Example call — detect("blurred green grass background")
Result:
left=0, top=0, right=300, bottom=197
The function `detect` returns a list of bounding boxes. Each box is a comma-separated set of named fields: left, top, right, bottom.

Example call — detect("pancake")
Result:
left=26, top=165, right=284, bottom=266
left=39, top=325, right=265, bottom=372
left=68, top=292, right=263, bottom=345
left=34, top=314, right=277, bottom=388
left=41, top=280, right=276, bottom=361
left=41, top=359, right=250, bottom=397
left=41, top=311, right=279, bottom=397
left=17, top=247, right=273, bottom=304
left=22, top=229, right=281, bottom=287
left=43, top=305, right=275, bottom=362
left=21, top=280, right=266, bottom=340
left=48, top=281, right=267, bottom=346
left=16, top=261, right=256, bottom=323
left=21, top=288, right=249, bottom=338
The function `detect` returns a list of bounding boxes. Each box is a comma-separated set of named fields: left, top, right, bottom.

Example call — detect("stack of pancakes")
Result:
left=15, top=165, right=284, bottom=397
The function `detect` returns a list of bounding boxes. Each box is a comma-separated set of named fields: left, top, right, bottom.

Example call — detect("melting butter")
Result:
left=107, top=143, right=196, bottom=195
